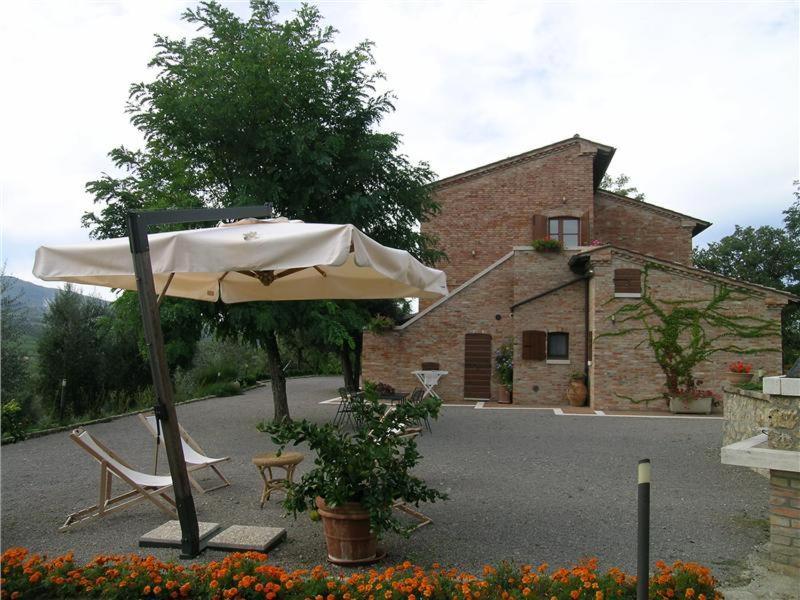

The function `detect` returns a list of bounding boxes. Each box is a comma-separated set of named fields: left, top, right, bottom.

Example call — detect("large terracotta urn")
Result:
left=566, top=379, right=588, bottom=407
left=315, top=497, right=378, bottom=565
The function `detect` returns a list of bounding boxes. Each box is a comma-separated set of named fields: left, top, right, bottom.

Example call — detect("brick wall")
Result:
left=421, top=140, right=596, bottom=305
left=590, top=249, right=785, bottom=412
left=512, top=250, right=587, bottom=405
left=363, top=248, right=591, bottom=406
left=362, top=256, right=515, bottom=402
left=769, top=470, right=800, bottom=576
left=592, top=192, right=695, bottom=265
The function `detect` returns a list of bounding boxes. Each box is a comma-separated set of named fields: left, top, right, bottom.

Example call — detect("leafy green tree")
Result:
left=37, top=285, right=109, bottom=417
left=693, top=183, right=800, bottom=369
left=0, top=272, right=31, bottom=404
left=109, top=292, right=205, bottom=372
left=82, top=1, right=442, bottom=422
left=600, top=173, right=646, bottom=201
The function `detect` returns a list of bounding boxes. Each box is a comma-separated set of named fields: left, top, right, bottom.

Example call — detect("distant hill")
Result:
left=1, top=276, right=59, bottom=320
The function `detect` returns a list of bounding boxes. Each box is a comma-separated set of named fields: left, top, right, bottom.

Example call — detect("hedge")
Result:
left=0, top=548, right=721, bottom=600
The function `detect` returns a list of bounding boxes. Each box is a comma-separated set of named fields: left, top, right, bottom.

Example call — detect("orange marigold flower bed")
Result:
left=0, top=548, right=722, bottom=600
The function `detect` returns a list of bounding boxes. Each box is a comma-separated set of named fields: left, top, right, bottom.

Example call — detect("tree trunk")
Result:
left=353, top=330, right=363, bottom=388
left=264, top=331, right=290, bottom=423
left=341, top=341, right=357, bottom=391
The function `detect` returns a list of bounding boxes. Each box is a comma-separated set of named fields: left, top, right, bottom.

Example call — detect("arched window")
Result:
left=548, top=217, right=580, bottom=248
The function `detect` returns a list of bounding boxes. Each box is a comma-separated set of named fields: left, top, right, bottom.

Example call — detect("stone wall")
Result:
left=722, top=385, right=771, bottom=447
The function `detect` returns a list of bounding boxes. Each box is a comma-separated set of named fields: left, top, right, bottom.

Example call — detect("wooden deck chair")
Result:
left=389, top=425, right=432, bottom=531
left=138, top=413, right=230, bottom=494
left=61, top=428, right=176, bottom=531
left=367, top=412, right=432, bottom=532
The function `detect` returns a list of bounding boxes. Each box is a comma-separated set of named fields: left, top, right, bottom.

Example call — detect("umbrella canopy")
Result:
left=33, top=218, right=448, bottom=302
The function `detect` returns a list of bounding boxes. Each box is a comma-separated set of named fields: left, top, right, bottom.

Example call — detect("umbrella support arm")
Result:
left=126, top=205, right=272, bottom=558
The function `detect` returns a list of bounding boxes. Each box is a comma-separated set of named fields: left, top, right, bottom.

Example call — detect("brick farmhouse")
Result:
left=362, top=136, right=796, bottom=411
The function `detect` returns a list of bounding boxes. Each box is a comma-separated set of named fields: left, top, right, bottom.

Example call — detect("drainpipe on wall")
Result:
left=584, top=269, right=593, bottom=404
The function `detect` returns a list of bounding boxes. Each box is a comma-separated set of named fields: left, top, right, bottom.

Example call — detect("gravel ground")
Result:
left=1, top=376, right=768, bottom=583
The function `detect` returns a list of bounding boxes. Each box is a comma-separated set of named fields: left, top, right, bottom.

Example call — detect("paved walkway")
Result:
left=1, top=377, right=767, bottom=583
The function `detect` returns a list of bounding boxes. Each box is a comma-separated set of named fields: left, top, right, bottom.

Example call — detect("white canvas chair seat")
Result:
left=139, top=414, right=230, bottom=493
left=61, top=428, right=176, bottom=531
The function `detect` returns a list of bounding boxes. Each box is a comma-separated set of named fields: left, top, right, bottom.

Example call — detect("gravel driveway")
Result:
left=0, top=376, right=767, bottom=583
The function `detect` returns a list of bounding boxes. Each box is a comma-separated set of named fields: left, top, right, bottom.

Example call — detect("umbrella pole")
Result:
left=125, top=205, right=273, bottom=558
left=128, top=221, right=201, bottom=558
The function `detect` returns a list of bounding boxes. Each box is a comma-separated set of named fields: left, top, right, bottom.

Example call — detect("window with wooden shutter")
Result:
left=547, top=217, right=580, bottom=248
left=614, top=268, right=642, bottom=296
left=522, top=330, right=546, bottom=360
left=532, top=215, right=547, bottom=240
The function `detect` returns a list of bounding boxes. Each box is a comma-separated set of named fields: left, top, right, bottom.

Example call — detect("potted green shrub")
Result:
left=259, top=385, right=446, bottom=565
left=494, top=342, right=513, bottom=403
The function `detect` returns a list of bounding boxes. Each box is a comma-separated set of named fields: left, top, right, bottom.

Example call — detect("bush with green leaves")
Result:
left=531, top=239, right=563, bottom=252
left=259, top=384, right=446, bottom=536
left=1, top=400, right=27, bottom=443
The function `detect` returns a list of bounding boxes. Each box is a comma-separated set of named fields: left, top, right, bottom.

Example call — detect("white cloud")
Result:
left=2, top=0, right=797, bottom=297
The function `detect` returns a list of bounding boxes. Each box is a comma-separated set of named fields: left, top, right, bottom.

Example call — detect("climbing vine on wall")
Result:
left=600, top=262, right=780, bottom=397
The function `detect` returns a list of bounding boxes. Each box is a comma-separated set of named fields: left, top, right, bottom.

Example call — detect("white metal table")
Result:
left=411, top=370, right=448, bottom=400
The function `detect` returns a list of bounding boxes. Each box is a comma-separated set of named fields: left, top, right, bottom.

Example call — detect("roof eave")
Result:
left=593, top=147, right=615, bottom=189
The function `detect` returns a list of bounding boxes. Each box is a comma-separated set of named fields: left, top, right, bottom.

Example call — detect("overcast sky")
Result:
left=1, top=1, right=798, bottom=300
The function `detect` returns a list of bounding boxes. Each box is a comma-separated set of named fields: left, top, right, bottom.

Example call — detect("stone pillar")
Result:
left=763, top=376, right=800, bottom=576
left=769, top=470, right=800, bottom=576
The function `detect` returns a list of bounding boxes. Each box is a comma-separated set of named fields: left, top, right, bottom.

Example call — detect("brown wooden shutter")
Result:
left=532, top=214, right=548, bottom=240
left=614, top=268, right=642, bottom=294
left=580, top=210, right=590, bottom=246
left=522, top=330, right=546, bottom=360
left=522, top=331, right=533, bottom=359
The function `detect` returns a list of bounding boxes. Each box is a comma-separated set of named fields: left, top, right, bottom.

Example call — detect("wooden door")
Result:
left=464, top=333, right=492, bottom=399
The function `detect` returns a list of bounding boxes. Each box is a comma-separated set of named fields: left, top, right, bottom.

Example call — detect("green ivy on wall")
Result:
left=599, top=262, right=780, bottom=401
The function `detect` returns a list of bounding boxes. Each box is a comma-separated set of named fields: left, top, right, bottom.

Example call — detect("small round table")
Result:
left=252, top=451, right=304, bottom=508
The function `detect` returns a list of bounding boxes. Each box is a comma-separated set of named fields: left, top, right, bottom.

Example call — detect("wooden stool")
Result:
left=252, top=452, right=304, bottom=508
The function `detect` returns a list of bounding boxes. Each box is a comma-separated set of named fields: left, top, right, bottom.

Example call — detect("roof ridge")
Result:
left=435, top=136, right=614, bottom=190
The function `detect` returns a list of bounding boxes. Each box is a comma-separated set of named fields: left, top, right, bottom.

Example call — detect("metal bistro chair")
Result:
left=333, top=387, right=364, bottom=429
left=405, top=387, right=432, bottom=433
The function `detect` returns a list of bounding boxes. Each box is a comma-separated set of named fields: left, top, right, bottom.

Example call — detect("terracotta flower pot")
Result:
left=315, top=497, right=378, bottom=565
left=724, top=371, right=753, bottom=385
left=498, top=386, right=512, bottom=404
left=566, top=380, right=587, bottom=407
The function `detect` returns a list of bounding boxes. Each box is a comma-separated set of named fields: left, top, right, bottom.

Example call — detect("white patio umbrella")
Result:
left=33, top=217, right=448, bottom=301
left=33, top=208, right=447, bottom=558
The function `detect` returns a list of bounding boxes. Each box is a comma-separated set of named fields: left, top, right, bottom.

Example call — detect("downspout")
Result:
left=568, top=253, right=593, bottom=404
left=584, top=274, right=591, bottom=403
